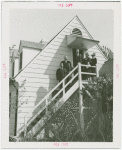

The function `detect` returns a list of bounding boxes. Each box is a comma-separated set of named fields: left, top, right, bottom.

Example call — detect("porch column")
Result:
left=78, top=63, right=84, bottom=131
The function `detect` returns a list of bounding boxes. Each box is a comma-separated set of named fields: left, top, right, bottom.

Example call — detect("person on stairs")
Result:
left=61, top=56, right=71, bottom=74
left=66, top=61, right=74, bottom=90
left=56, top=62, right=67, bottom=89
left=82, top=52, right=91, bottom=80
left=74, top=49, right=82, bottom=81
left=74, top=49, right=82, bottom=68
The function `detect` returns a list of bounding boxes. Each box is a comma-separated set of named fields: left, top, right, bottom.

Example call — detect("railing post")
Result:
left=24, top=116, right=27, bottom=140
left=96, top=64, right=98, bottom=77
left=78, top=63, right=84, bottom=132
left=63, top=80, right=65, bottom=97
left=46, top=97, right=48, bottom=115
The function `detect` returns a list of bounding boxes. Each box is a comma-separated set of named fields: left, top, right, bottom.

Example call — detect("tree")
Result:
left=9, top=78, right=29, bottom=117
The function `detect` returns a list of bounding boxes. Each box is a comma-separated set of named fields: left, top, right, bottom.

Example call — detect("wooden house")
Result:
left=9, top=15, right=109, bottom=139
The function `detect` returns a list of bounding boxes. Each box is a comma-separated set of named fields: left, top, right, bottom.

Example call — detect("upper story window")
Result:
left=72, top=28, right=82, bottom=36
left=12, top=61, right=15, bottom=77
left=19, top=51, right=23, bottom=70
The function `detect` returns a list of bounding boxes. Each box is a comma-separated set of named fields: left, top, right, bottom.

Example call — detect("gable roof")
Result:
left=21, top=40, right=46, bottom=50
left=14, top=16, right=76, bottom=79
left=14, top=15, right=108, bottom=79
left=76, top=15, right=108, bottom=60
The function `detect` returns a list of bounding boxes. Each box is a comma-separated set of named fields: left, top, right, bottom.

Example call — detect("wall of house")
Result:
left=15, top=17, right=107, bottom=132
left=22, top=47, right=41, bottom=70
left=14, top=58, right=19, bottom=77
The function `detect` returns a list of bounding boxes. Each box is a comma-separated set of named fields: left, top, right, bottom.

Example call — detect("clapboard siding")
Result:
left=19, top=78, right=56, bottom=84
left=20, top=82, right=57, bottom=89
left=14, top=16, right=107, bottom=132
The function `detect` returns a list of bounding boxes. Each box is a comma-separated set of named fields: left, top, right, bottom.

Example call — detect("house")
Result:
left=9, top=15, right=110, bottom=139
left=9, top=48, right=19, bottom=78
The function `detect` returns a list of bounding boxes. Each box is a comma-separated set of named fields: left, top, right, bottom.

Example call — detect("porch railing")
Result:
left=18, top=63, right=97, bottom=137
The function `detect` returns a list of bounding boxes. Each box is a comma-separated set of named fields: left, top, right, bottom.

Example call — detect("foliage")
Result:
left=11, top=76, right=113, bottom=142
left=9, top=78, right=29, bottom=117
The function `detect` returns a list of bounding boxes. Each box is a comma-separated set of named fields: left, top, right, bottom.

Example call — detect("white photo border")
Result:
left=1, top=1, right=121, bottom=149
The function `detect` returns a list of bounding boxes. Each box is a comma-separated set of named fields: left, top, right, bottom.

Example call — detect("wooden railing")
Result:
left=18, top=63, right=97, bottom=137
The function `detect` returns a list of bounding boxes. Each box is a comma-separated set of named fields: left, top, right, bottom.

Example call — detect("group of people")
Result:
left=56, top=49, right=97, bottom=89
left=56, top=56, right=73, bottom=89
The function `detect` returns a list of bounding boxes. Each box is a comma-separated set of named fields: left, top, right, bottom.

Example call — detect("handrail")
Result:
left=19, top=63, right=97, bottom=136
left=25, top=65, right=78, bottom=119
left=17, top=65, right=78, bottom=134
left=80, top=64, right=96, bottom=68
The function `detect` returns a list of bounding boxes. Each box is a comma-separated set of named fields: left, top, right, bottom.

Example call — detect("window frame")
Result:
left=19, top=51, right=23, bottom=70
left=12, top=61, right=15, bottom=77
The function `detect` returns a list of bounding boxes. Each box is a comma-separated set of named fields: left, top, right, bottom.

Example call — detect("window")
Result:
left=72, top=28, right=82, bottom=36
left=12, top=61, right=15, bottom=77
left=19, top=51, right=23, bottom=70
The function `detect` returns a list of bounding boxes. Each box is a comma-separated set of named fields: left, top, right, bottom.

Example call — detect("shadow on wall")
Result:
left=32, top=36, right=72, bottom=115
left=44, top=37, right=72, bottom=95
left=33, top=86, right=48, bottom=115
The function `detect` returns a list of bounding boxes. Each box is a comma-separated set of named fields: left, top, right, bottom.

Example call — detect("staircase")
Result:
left=17, top=63, right=97, bottom=141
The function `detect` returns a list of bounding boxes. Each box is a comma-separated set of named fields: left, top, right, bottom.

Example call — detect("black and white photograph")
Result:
left=1, top=1, right=121, bottom=148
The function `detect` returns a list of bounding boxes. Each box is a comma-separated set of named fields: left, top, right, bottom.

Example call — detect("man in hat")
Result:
left=90, top=53, right=97, bottom=78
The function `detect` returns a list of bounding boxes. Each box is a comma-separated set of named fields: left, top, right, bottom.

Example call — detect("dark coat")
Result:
left=61, top=60, right=71, bottom=72
left=82, top=57, right=91, bottom=65
left=90, top=58, right=97, bottom=66
left=56, top=68, right=67, bottom=82
left=74, top=54, right=82, bottom=67
left=90, top=58, right=97, bottom=73
left=82, top=57, right=91, bottom=72
left=67, top=66, right=74, bottom=81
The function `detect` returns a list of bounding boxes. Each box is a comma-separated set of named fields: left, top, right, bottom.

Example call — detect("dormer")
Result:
left=10, top=49, right=19, bottom=78
left=18, top=40, right=47, bottom=72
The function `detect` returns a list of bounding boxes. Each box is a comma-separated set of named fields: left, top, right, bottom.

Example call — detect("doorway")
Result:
left=72, top=49, right=84, bottom=67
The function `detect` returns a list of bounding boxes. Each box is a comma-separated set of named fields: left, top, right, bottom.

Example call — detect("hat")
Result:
left=92, top=53, right=95, bottom=56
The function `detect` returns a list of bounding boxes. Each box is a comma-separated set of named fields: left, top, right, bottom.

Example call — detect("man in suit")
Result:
left=56, top=62, right=67, bottom=89
left=74, top=49, right=82, bottom=67
left=73, top=49, right=82, bottom=82
left=82, top=52, right=91, bottom=80
left=61, top=56, right=71, bottom=75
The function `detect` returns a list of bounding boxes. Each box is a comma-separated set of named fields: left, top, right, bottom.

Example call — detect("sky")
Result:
left=10, top=9, right=113, bottom=51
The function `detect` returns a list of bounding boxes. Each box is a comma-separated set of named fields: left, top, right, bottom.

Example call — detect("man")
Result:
left=61, top=56, right=71, bottom=74
left=56, top=62, right=67, bottom=89
left=74, top=49, right=82, bottom=67
left=73, top=49, right=82, bottom=81
left=82, top=52, right=91, bottom=80
left=66, top=61, right=74, bottom=90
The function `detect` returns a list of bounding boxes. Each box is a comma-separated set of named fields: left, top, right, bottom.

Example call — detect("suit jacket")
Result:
left=61, top=60, right=71, bottom=73
left=74, top=54, right=82, bottom=67
left=90, top=58, right=97, bottom=66
left=56, top=68, right=67, bottom=81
